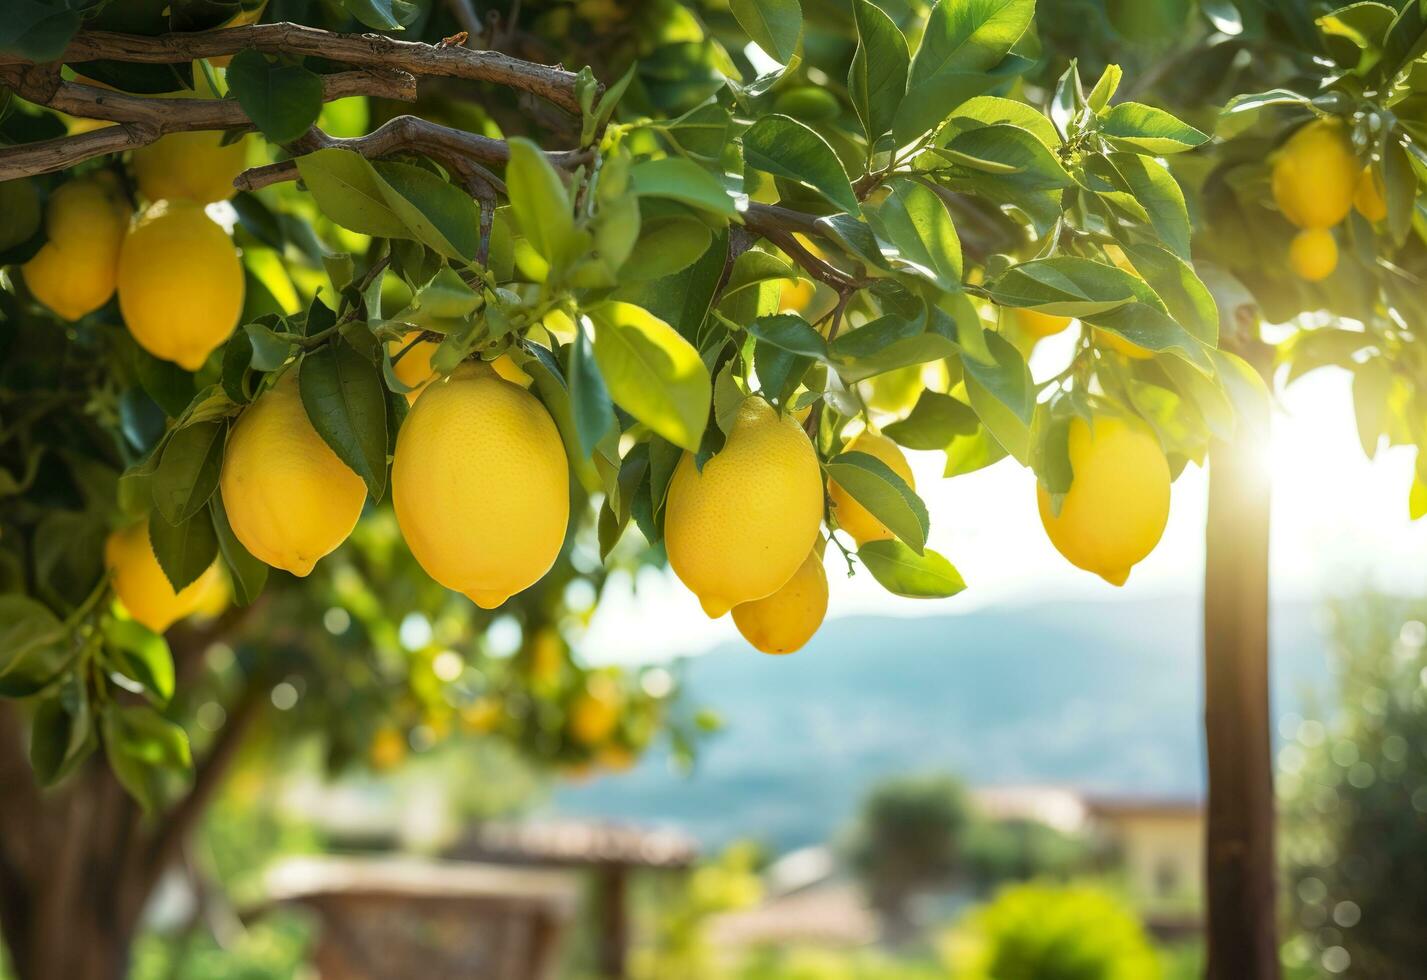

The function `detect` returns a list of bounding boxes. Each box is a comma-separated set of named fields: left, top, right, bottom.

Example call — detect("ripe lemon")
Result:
left=1271, top=119, right=1357, bottom=230
left=731, top=549, right=828, bottom=654
left=132, top=131, right=250, bottom=205
left=1013, top=309, right=1073, bottom=339
left=369, top=726, right=407, bottom=770
left=665, top=396, right=823, bottom=617
left=569, top=675, right=621, bottom=745
left=1094, top=327, right=1154, bottom=360
left=220, top=371, right=367, bottom=576
left=387, top=333, right=439, bottom=404
left=117, top=201, right=244, bottom=370
left=779, top=277, right=816, bottom=314
left=1353, top=166, right=1387, bottom=222
left=828, top=429, right=914, bottom=544
left=22, top=175, right=130, bottom=321
left=392, top=362, right=570, bottom=608
left=105, top=518, right=223, bottom=633
left=1289, top=228, right=1337, bottom=282
left=1037, top=413, right=1170, bottom=586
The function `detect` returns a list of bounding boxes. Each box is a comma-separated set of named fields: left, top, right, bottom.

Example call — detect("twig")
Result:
left=0, top=67, right=415, bottom=180
left=5, top=23, right=587, bottom=113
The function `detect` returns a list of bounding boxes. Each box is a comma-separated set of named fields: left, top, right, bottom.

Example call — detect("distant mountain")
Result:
left=549, top=597, right=1332, bottom=853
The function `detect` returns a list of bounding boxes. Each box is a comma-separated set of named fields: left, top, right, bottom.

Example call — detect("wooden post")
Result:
left=1202, top=340, right=1280, bottom=980
left=594, top=864, right=628, bottom=979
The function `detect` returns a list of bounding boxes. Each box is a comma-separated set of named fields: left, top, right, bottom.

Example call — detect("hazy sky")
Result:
left=584, top=331, right=1427, bottom=663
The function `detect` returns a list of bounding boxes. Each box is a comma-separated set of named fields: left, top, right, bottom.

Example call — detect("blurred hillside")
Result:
left=552, top=598, right=1329, bottom=851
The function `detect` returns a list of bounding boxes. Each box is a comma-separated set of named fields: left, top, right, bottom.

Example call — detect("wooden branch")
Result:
left=232, top=116, right=591, bottom=193
left=9, top=23, right=586, bottom=114
left=0, top=67, right=415, bottom=181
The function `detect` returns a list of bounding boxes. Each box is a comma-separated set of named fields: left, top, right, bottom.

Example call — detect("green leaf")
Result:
left=226, top=50, right=323, bottom=144
left=827, top=450, right=929, bottom=552
left=1102, top=153, right=1191, bottom=259
left=589, top=302, right=712, bottom=451
left=210, top=495, right=267, bottom=606
left=341, top=0, right=418, bottom=30
left=1086, top=64, right=1122, bottom=112
left=961, top=329, right=1034, bottom=463
left=1117, top=243, right=1218, bottom=346
left=892, top=66, right=1020, bottom=149
left=945, top=425, right=1008, bottom=476
left=371, top=161, right=480, bottom=262
left=909, top=0, right=1034, bottom=85
left=569, top=327, right=615, bottom=457
left=731, top=0, right=802, bottom=64
left=1099, top=102, right=1209, bottom=154
left=1353, top=357, right=1392, bottom=458
left=299, top=341, right=388, bottom=501
left=0, top=595, right=66, bottom=695
left=151, top=420, right=226, bottom=526
left=858, top=540, right=965, bottom=598
left=104, top=618, right=175, bottom=705
left=243, top=321, right=293, bottom=371
left=746, top=313, right=828, bottom=358
left=148, top=506, right=219, bottom=593
left=873, top=178, right=962, bottom=291
left=102, top=705, right=192, bottom=812
left=883, top=390, right=978, bottom=449
left=849, top=0, right=910, bottom=142
left=987, top=256, right=1142, bottom=317
left=507, top=138, right=579, bottom=269
left=743, top=115, right=861, bottom=214
left=629, top=158, right=736, bottom=217
left=0, top=1, right=84, bottom=63
left=30, top=682, right=93, bottom=786
left=613, top=231, right=729, bottom=342
left=296, top=149, right=410, bottom=239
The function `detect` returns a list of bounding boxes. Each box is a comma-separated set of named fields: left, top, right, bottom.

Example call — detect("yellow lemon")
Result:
left=1037, top=414, right=1170, bottom=586
left=117, top=201, right=244, bottom=370
left=528, top=626, right=566, bottom=686
left=1353, top=166, right=1387, bottom=222
left=1013, top=308, right=1073, bottom=339
left=392, top=362, right=570, bottom=608
left=460, top=696, right=504, bottom=734
left=570, top=675, right=622, bottom=746
left=1271, top=119, right=1357, bottom=230
left=665, top=396, right=823, bottom=617
left=828, top=429, right=914, bottom=544
left=597, top=744, right=637, bottom=771
left=1289, top=228, right=1337, bottom=282
left=132, top=131, right=250, bottom=205
left=22, top=175, right=130, bottom=321
left=105, top=519, right=223, bottom=633
left=220, top=371, right=366, bottom=576
left=1094, top=327, right=1154, bottom=360
left=388, top=333, right=439, bottom=404
left=779, top=277, right=816, bottom=313
left=731, top=549, right=828, bottom=654
left=369, top=726, right=406, bottom=770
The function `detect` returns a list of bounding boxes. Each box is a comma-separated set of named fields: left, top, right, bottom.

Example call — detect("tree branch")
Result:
left=3, top=23, right=586, bottom=114
left=0, top=66, right=415, bottom=181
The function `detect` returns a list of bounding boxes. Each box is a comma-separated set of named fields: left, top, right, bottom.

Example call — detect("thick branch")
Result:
left=232, top=116, right=591, bottom=193
left=14, top=23, right=585, bottom=114
left=0, top=67, right=415, bottom=181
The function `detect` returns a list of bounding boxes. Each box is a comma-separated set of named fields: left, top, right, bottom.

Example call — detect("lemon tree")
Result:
left=1, top=0, right=1423, bottom=977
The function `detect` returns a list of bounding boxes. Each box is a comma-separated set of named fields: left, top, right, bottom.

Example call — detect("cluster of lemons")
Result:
left=1271, top=118, right=1385, bottom=282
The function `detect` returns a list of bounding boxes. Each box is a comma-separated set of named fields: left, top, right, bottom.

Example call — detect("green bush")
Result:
left=942, top=883, right=1161, bottom=980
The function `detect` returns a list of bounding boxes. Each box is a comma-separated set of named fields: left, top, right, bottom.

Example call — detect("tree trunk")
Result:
left=1202, top=386, right=1280, bottom=979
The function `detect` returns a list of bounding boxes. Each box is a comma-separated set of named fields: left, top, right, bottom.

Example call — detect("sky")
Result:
left=583, top=330, right=1427, bottom=664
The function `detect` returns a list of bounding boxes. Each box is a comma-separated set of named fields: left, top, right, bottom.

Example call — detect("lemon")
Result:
left=1094, top=327, right=1154, bottom=360
left=665, top=396, right=824, bottom=617
left=1353, top=166, right=1387, bottom=222
left=387, top=333, right=439, bottom=404
left=569, top=675, right=622, bottom=746
left=731, top=549, right=828, bottom=654
left=780, top=277, right=817, bottom=314
left=597, top=744, right=637, bottom=771
left=369, top=726, right=407, bottom=770
left=828, top=429, right=914, bottom=544
left=1289, top=228, right=1337, bottom=282
left=117, top=201, right=244, bottom=371
left=22, top=175, right=130, bottom=321
left=1013, top=309, right=1073, bottom=339
left=392, top=362, right=570, bottom=608
left=132, top=131, right=250, bottom=205
left=1037, top=413, right=1170, bottom=586
left=105, top=518, right=223, bottom=633
left=220, top=371, right=367, bottom=576
left=460, top=696, right=504, bottom=734
left=1271, top=119, right=1357, bottom=230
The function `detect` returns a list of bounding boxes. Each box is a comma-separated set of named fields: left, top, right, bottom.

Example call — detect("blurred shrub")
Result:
left=961, top=818, right=1090, bottom=892
left=1279, top=596, right=1427, bottom=978
left=630, top=842, right=765, bottom=980
left=735, top=945, right=947, bottom=980
left=941, top=883, right=1161, bottom=980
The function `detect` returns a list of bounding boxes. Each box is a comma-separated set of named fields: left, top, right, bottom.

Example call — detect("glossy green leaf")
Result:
left=849, top=0, right=909, bottom=142
left=151, top=420, right=225, bottom=527
left=589, top=302, right=712, bottom=451
left=909, top=0, right=1034, bottom=85
left=299, top=341, right=388, bottom=501
left=731, top=0, right=802, bottom=64
left=148, top=509, right=218, bottom=593
left=743, top=115, right=861, bottom=214
left=884, top=390, right=978, bottom=449
left=1099, top=102, right=1209, bottom=154
left=104, top=618, right=175, bottom=705
left=210, top=495, right=267, bottom=606
left=629, top=158, right=736, bottom=217
left=827, top=451, right=929, bottom=552
left=226, top=50, right=323, bottom=144
left=506, top=138, right=578, bottom=268
left=569, top=326, right=615, bottom=456
left=858, top=539, right=966, bottom=597
left=371, top=160, right=480, bottom=261
left=874, top=178, right=962, bottom=291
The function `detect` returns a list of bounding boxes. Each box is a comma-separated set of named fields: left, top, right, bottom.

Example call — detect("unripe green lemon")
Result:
left=665, top=397, right=823, bottom=617
left=392, top=362, right=570, bottom=609
left=1037, top=413, right=1170, bottom=586
left=105, top=518, right=223, bottom=633
left=732, top=549, right=828, bottom=654
left=828, top=430, right=914, bottom=544
left=220, top=371, right=367, bottom=576
left=1271, top=119, right=1357, bottom=230
left=22, top=175, right=130, bottom=321
left=117, top=201, right=244, bottom=370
